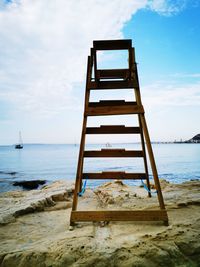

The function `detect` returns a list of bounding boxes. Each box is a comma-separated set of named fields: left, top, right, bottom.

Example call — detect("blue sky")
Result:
left=0, top=0, right=200, bottom=144
left=125, top=5, right=200, bottom=81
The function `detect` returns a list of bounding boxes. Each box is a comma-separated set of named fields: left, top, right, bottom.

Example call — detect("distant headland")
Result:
left=152, top=134, right=200, bottom=144
left=183, top=134, right=200, bottom=144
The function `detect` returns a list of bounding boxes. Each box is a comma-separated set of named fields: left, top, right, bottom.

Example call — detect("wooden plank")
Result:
left=86, top=105, right=144, bottom=116
left=130, top=45, right=166, bottom=210
left=84, top=149, right=144, bottom=157
left=86, top=125, right=141, bottom=134
left=93, top=39, right=132, bottom=50
left=71, top=210, right=168, bottom=222
left=140, top=113, right=166, bottom=210
left=96, top=69, right=130, bottom=79
left=83, top=172, right=146, bottom=179
left=88, top=80, right=136, bottom=89
left=128, top=48, right=132, bottom=71
left=88, top=100, right=136, bottom=107
left=72, top=56, right=92, bottom=210
left=91, top=47, right=98, bottom=83
left=138, top=115, right=151, bottom=197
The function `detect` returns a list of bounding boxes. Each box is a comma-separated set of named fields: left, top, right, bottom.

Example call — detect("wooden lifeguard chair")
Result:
left=70, top=39, right=168, bottom=226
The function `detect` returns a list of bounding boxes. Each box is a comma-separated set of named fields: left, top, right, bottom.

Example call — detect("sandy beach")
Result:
left=0, top=179, right=200, bottom=267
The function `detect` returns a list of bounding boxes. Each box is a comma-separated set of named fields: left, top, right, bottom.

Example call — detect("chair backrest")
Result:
left=91, top=39, right=132, bottom=81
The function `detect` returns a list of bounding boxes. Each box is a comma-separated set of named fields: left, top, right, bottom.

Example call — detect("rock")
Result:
left=0, top=180, right=74, bottom=226
left=51, top=192, right=69, bottom=202
left=94, top=180, right=136, bottom=206
left=12, top=180, right=46, bottom=190
left=44, top=201, right=72, bottom=211
left=1, top=180, right=200, bottom=266
left=0, top=214, right=16, bottom=225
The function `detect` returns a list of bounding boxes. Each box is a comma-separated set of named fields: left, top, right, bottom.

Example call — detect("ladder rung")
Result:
left=88, top=80, right=136, bottom=90
left=71, top=210, right=168, bottom=222
left=93, top=39, right=132, bottom=50
left=96, top=69, right=130, bottom=79
left=85, top=105, right=144, bottom=116
left=84, top=149, right=144, bottom=158
left=88, top=100, right=136, bottom=107
left=83, top=172, right=146, bottom=179
left=86, top=125, right=141, bottom=134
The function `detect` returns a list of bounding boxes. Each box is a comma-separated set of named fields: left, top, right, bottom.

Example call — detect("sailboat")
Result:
left=15, top=131, right=23, bottom=149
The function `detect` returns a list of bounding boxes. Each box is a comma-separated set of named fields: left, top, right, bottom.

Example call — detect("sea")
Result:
left=0, top=143, right=200, bottom=193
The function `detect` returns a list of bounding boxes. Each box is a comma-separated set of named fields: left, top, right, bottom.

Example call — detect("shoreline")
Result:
left=0, top=179, right=200, bottom=266
left=1, top=173, right=199, bottom=194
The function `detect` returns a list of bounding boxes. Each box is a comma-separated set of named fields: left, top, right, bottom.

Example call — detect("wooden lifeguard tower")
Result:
left=70, top=39, right=168, bottom=226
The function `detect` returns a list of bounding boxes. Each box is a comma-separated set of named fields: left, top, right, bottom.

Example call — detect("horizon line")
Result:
left=0, top=141, right=191, bottom=146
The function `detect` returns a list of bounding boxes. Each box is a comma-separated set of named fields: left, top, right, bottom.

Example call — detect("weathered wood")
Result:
left=88, top=100, right=136, bottom=107
left=88, top=80, right=136, bottom=89
left=96, top=69, right=130, bottom=79
left=71, top=210, right=168, bottom=222
left=86, top=125, right=141, bottom=134
left=129, top=47, right=138, bottom=82
left=138, top=116, right=151, bottom=197
left=86, top=105, right=144, bottom=116
left=84, top=149, right=144, bottom=158
left=70, top=39, right=168, bottom=227
left=128, top=48, right=132, bottom=73
left=129, top=47, right=166, bottom=209
left=93, top=39, right=132, bottom=50
left=140, top=114, right=166, bottom=210
left=72, top=56, right=92, bottom=210
left=91, top=47, right=98, bottom=83
left=83, top=172, right=146, bottom=179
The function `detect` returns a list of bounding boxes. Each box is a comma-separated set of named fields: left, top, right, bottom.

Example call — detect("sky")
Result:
left=0, top=0, right=200, bottom=145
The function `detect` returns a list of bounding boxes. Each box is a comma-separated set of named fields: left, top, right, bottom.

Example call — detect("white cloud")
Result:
left=0, top=0, right=193, bottom=117
left=0, top=0, right=147, bottom=116
left=148, top=0, right=187, bottom=15
left=142, top=80, right=200, bottom=109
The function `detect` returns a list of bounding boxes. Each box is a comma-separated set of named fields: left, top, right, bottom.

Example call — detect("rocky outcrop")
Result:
left=0, top=180, right=200, bottom=267
left=94, top=180, right=137, bottom=205
left=13, top=180, right=46, bottom=190
left=0, top=181, right=74, bottom=225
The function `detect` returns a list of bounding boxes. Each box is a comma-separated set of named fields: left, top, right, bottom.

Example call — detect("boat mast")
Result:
left=19, top=131, right=23, bottom=145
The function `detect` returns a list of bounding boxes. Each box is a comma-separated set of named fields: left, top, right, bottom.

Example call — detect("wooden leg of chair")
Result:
left=140, top=114, right=165, bottom=210
left=138, top=115, right=151, bottom=197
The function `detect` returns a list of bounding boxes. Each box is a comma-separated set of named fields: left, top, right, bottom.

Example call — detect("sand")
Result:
left=0, top=179, right=200, bottom=267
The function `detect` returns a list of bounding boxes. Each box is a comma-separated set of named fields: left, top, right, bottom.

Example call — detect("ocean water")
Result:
left=0, top=143, right=200, bottom=193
